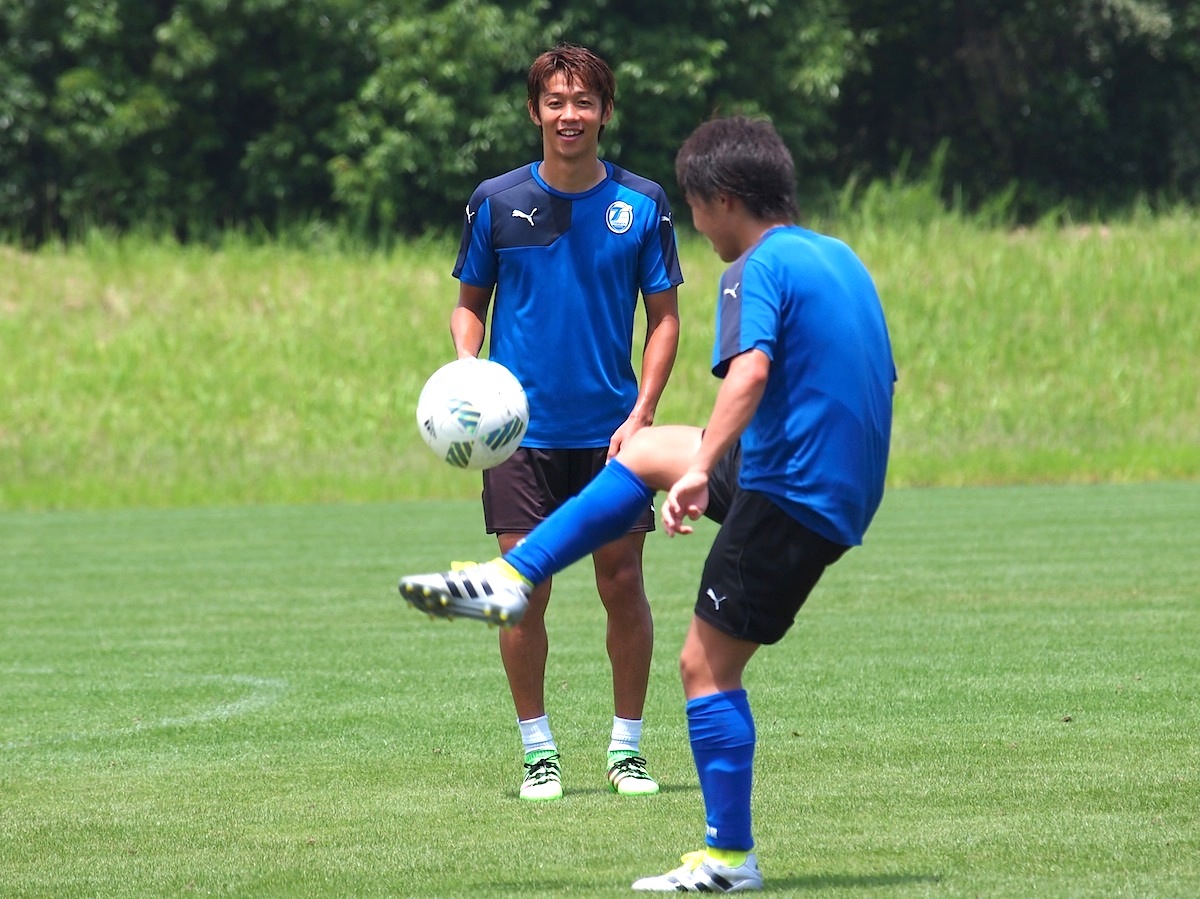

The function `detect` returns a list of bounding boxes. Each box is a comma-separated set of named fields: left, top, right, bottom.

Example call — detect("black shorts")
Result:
left=697, top=443, right=848, bottom=645
left=482, top=446, right=655, bottom=535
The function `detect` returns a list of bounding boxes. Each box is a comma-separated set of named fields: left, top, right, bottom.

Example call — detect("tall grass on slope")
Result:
left=2, top=209, right=1198, bottom=510
left=839, top=203, right=1200, bottom=485
left=2, top=232, right=439, bottom=509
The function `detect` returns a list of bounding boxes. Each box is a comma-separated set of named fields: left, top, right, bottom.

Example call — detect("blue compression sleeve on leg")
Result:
left=687, top=689, right=756, bottom=851
left=505, top=459, right=652, bottom=585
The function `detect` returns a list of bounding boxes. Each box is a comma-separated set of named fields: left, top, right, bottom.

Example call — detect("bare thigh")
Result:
left=614, top=425, right=704, bottom=493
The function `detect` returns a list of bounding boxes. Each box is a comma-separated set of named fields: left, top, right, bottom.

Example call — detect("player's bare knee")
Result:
left=615, top=426, right=656, bottom=466
left=616, top=426, right=700, bottom=491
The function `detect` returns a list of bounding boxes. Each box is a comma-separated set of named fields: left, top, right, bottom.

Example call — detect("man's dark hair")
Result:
left=676, top=116, right=799, bottom=221
left=527, top=43, right=616, bottom=114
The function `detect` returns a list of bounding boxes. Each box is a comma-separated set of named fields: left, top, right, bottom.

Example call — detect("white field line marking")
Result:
left=0, top=674, right=289, bottom=750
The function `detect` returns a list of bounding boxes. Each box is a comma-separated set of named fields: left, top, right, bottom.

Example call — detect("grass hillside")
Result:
left=2, top=209, right=1198, bottom=511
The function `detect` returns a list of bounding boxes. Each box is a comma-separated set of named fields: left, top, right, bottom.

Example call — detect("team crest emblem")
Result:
left=606, top=201, right=634, bottom=234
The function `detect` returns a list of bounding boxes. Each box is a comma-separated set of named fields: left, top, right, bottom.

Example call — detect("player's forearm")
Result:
left=449, top=305, right=486, bottom=358
left=630, top=310, right=680, bottom=425
left=693, top=350, right=768, bottom=473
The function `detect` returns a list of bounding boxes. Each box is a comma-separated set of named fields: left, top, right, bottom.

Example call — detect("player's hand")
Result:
left=606, top=426, right=627, bottom=461
left=607, top=414, right=649, bottom=461
left=663, top=469, right=709, bottom=536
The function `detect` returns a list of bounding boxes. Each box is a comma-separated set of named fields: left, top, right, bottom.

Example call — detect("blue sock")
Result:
left=505, top=459, right=652, bottom=585
left=687, top=689, right=756, bottom=851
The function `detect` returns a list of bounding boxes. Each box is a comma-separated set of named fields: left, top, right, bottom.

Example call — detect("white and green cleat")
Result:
left=631, top=850, right=763, bottom=892
left=399, top=559, right=531, bottom=627
left=520, top=751, right=563, bottom=802
left=607, top=752, right=660, bottom=796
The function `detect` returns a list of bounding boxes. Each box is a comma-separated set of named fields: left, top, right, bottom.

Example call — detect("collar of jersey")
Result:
left=530, top=160, right=614, bottom=199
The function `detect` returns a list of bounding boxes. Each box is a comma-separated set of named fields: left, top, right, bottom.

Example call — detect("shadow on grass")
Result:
left=772, top=871, right=943, bottom=891
left=553, top=782, right=698, bottom=799
left=471, top=871, right=942, bottom=895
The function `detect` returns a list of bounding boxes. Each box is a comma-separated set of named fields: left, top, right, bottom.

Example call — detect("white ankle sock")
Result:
left=518, top=715, right=556, bottom=756
left=608, top=715, right=643, bottom=754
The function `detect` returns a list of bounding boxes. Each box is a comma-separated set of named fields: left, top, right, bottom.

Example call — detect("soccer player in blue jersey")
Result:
left=401, top=114, right=895, bottom=891
left=441, top=44, right=683, bottom=802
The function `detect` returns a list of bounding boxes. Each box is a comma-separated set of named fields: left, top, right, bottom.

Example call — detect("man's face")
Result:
left=687, top=193, right=738, bottom=263
left=528, top=72, right=612, bottom=161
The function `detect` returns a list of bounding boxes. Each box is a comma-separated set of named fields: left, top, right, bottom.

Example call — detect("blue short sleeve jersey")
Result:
left=713, top=225, right=896, bottom=546
left=453, top=161, right=683, bottom=448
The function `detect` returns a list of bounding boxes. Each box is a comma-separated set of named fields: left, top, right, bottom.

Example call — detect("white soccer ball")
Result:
left=415, top=358, right=528, bottom=470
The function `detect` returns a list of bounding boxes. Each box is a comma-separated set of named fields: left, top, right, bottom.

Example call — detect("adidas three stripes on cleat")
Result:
left=398, top=560, right=531, bottom=626
left=631, top=851, right=763, bottom=892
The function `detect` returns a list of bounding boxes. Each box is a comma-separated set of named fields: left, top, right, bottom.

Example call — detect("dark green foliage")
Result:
left=0, top=0, right=383, bottom=240
left=326, top=0, right=864, bottom=235
left=835, top=0, right=1200, bottom=217
left=1, top=0, right=1197, bottom=241
left=558, top=0, right=865, bottom=211
left=328, top=0, right=551, bottom=237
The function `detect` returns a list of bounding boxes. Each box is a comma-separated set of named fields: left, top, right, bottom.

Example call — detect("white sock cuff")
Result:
left=608, top=715, right=643, bottom=753
left=518, top=715, right=555, bottom=754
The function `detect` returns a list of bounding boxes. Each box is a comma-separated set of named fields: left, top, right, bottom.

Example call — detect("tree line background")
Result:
left=2, top=0, right=1198, bottom=243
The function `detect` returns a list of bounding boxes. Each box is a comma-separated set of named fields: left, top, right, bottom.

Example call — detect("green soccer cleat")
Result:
left=398, top=559, right=531, bottom=627
left=607, top=753, right=660, bottom=796
left=631, top=851, right=763, bottom=892
left=520, top=751, right=563, bottom=802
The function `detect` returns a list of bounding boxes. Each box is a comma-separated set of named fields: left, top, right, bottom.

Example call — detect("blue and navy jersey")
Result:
left=453, top=161, right=682, bottom=448
left=713, top=225, right=896, bottom=546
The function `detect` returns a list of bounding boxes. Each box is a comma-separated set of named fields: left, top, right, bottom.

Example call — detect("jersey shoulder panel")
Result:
left=467, top=164, right=538, bottom=208
left=458, top=163, right=571, bottom=263
left=607, top=164, right=672, bottom=210
left=712, top=254, right=753, bottom=376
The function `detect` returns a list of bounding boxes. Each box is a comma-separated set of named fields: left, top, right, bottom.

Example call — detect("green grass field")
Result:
left=3, top=484, right=1197, bottom=897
